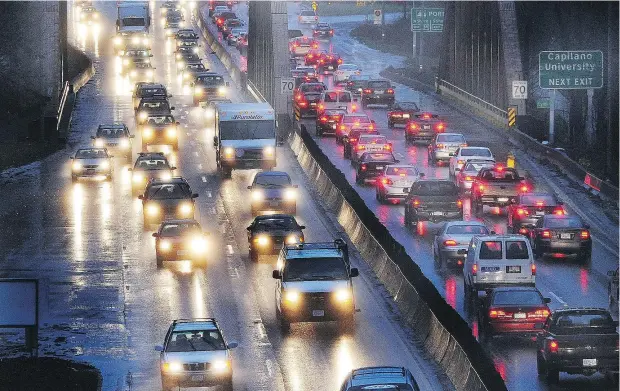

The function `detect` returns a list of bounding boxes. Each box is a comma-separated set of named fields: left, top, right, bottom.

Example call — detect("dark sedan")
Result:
left=355, top=152, right=399, bottom=185
left=530, top=215, right=592, bottom=263
left=248, top=171, right=298, bottom=216
left=246, top=214, right=305, bottom=262
left=387, top=101, right=420, bottom=128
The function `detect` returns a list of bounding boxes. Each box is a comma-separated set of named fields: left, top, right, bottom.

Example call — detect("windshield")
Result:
left=146, top=116, right=174, bottom=125
left=122, top=17, right=146, bottom=27
left=140, top=88, right=166, bottom=96
left=480, top=169, right=521, bottom=181
left=301, top=10, right=316, bottom=16
left=160, top=223, right=201, bottom=237
left=301, top=84, right=325, bottom=93
left=410, top=181, right=458, bottom=196
left=386, top=166, right=417, bottom=176
left=492, top=291, right=543, bottom=306
left=521, top=195, right=556, bottom=205
left=359, top=136, right=387, bottom=144
left=446, top=224, right=489, bottom=235
left=166, top=330, right=226, bottom=352
left=76, top=149, right=108, bottom=159
left=545, top=217, right=582, bottom=228
left=283, top=257, right=348, bottom=281
left=147, top=183, right=191, bottom=199
left=141, top=101, right=169, bottom=110
left=96, top=128, right=125, bottom=138
left=436, top=134, right=465, bottom=143
left=344, top=115, right=370, bottom=124
left=256, top=217, right=297, bottom=230
left=464, top=161, right=495, bottom=172
left=368, top=81, right=391, bottom=89
left=187, top=64, right=206, bottom=70
left=553, top=312, right=615, bottom=333
left=196, top=75, right=225, bottom=84
left=362, top=153, right=395, bottom=162
left=255, top=174, right=291, bottom=187
left=136, top=159, right=169, bottom=170
left=461, top=148, right=492, bottom=157
left=219, top=120, right=275, bottom=140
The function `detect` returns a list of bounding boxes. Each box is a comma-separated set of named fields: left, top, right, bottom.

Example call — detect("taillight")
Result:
left=351, top=104, right=357, bottom=111
left=384, top=144, right=392, bottom=151
left=318, top=104, right=324, bottom=111
left=295, top=94, right=303, bottom=101
left=307, top=54, right=314, bottom=59
left=330, top=30, right=334, bottom=34
left=312, top=43, right=318, bottom=49
left=381, top=177, right=393, bottom=185
left=489, top=309, right=506, bottom=318
left=549, top=340, right=559, bottom=353
left=363, top=88, right=372, bottom=94
left=357, top=145, right=365, bottom=151
left=472, top=263, right=478, bottom=275
left=516, top=208, right=529, bottom=216
left=520, top=185, right=530, bottom=192
left=531, top=264, right=537, bottom=275
left=299, top=101, right=307, bottom=107
left=518, top=227, right=529, bottom=234
left=553, top=208, right=565, bottom=215
left=386, top=88, right=394, bottom=94
left=349, top=138, right=357, bottom=143
left=337, top=58, right=343, bottom=64
left=423, top=113, right=431, bottom=119
left=320, top=116, right=328, bottom=122
left=436, top=123, right=445, bottom=131
left=465, top=176, right=473, bottom=181
left=339, top=125, right=346, bottom=131
left=360, top=164, right=367, bottom=171
left=408, top=123, right=418, bottom=131
left=412, top=199, right=420, bottom=207
left=542, top=230, right=551, bottom=238
left=457, top=199, right=463, bottom=208
left=528, top=309, right=550, bottom=319
left=444, top=239, right=457, bottom=246
left=435, top=143, right=444, bottom=149
left=580, top=230, right=590, bottom=239
left=478, top=184, right=485, bottom=192
left=457, top=160, right=465, bottom=166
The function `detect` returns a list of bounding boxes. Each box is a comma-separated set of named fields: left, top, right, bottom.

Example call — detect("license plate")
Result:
left=375, top=166, right=384, bottom=170
left=327, top=66, right=334, bottom=70
left=560, top=233, right=572, bottom=239
left=86, top=169, right=95, bottom=173
left=403, top=188, right=409, bottom=193
left=375, top=90, right=384, bottom=94
left=513, top=312, right=526, bottom=319
left=312, top=310, right=324, bottom=317
left=191, top=375, right=204, bottom=381
left=497, top=197, right=509, bottom=202
left=506, top=265, right=522, bottom=273
left=536, top=210, right=545, bottom=215
left=310, top=102, right=316, bottom=106
left=481, top=266, right=500, bottom=272
left=339, top=106, right=348, bottom=110
left=177, top=250, right=188, bottom=256
left=423, top=125, right=430, bottom=129
left=403, top=114, right=410, bottom=118
left=583, top=359, right=597, bottom=367
left=432, top=211, right=444, bottom=216
left=269, top=201, right=280, bottom=207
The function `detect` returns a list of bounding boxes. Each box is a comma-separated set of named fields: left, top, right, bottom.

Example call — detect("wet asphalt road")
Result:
left=0, top=2, right=455, bottom=391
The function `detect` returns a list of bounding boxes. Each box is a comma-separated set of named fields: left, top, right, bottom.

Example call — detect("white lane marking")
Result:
left=227, top=244, right=234, bottom=255
left=265, top=359, right=273, bottom=377
left=396, top=152, right=404, bottom=158
left=198, top=164, right=203, bottom=170
left=206, top=191, right=212, bottom=198
left=548, top=291, right=568, bottom=306
left=194, top=151, right=199, bottom=157
left=202, top=176, right=207, bottom=182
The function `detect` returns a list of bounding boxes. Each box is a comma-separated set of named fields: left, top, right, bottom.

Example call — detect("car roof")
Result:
left=475, top=234, right=528, bottom=241
left=286, top=248, right=342, bottom=259
left=77, top=148, right=106, bottom=153
left=172, top=319, right=219, bottom=332
left=255, top=171, right=289, bottom=177
left=490, top=286, right=541, bottom=293
left=437, top=132, right=464, bottom=137
left=350, top=367, right=408, bottom=386
left=254, top=214, right=296, bottom=221
left=444, top=220, right=487, bottom=227
left=149, top=177, right=188, bottom=185
left=161, top=219, right=200, bottom=225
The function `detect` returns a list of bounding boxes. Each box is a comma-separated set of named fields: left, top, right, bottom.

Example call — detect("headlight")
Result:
left=223, top=147, right=234, bottom=158
left=263, top=146, right=275, bottom=157
left=166, top=127, right=177, bottom=138
left=191, top=236, right=207, bottom=252
left=284, top=189, right=297, bottom=201
left=251, top=190, right=264, bottom=201
left=72, top=161, right=83, bottom=171
left=147, top=70, right=154, bottom=78
left=160, top=172, right=172, bottom=180
left=132, top=36, right=140, bottom=45
left=133, top=173, right=144, bottom=183
left=192, top=46, right=199, bottom=53
left=100, top=160, right=110, bottom=170
left=286, top=235, right=299, bottom=244
left=217, top=86, right=227, bottom=95
left=143, top=38, right=149, bottom=45
left=163, top=361, right=183, bottom=373
left=114, top=36, right=122, bottom=45
left=194, top=86, right=204, bottom=96
left=284, top=290, right=300, bottom=303
left=255, top=235, right=269, bottom=246
left=130, top=70, right=137, bottom=77
left=120, top=138, right=130, bottom=148
left=146, top=203, right=160, bottom=216
left=138, top=112, right=148, bottom=121
left=179, top=202, right=193, bottom=216
left=143, top=127, right=153, bottom=139
left=205, top=108, right=214, bottom=118
left=123, top=58, right=129, bottom=66
left=94, top=138, right=104, bottom=147
left=177, top=60, right=185, bottom=68
left=159, top=240, right=171, bottom=251
left=212, top=360, right=229, bottom=373
left=335, top=288, right=352, bottom=302
left=176, top=53, right=182, bottom=60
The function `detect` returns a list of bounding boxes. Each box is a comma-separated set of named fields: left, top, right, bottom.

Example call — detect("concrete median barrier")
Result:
left=289, top=124, right=507, bottom=391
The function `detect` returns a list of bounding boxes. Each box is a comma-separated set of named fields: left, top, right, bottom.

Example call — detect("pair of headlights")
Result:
left=159, top=236, right=207, bottom=252
left=72, top=160, right=109, bottom=171
left=143, top=127, right=177, bottom=139
left=254, top=235, right=301, bottom=246
left=251, top=189, right=296, bottom=201
left=284, top=289, right=351, bottom=303
left=95, top=138, right=130, bottom=149
left=163, top=359, right=229, bottom=373
left=146, top=202, right=192, bottom=217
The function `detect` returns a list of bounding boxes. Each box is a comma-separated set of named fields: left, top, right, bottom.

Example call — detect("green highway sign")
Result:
left=536, top=98, right=550, bottom=109
left=411, top=8, right=444, bottom=33
left=539, top=50, right=603, bottom=89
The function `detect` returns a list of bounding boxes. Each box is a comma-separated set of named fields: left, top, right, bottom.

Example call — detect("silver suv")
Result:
left=155, top=318, right=237, bottom=391
left=272, top=240, right=358, bottom=333
left=339, top=366, right=421, bottom=391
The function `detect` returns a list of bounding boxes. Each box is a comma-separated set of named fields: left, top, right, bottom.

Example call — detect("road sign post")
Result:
left=549, top=89, right=556, bottom=144
left=411, top=8, right=444, bottom=32
left=373, top=9, right=382, bottom=25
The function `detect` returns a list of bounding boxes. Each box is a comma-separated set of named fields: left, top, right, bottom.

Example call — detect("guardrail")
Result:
left=290, top=124, right=507, bottom=391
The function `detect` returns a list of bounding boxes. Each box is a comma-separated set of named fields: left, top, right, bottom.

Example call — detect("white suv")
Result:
left=156, top=318, right=237, bottom=391
left=462, top=235, right=536, bottom=302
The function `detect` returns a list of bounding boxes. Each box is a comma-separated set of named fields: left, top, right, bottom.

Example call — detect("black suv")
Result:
left=129, top=152, right=176, bottom=195
left=133, top=83, right=170, bottom=111
left=246, top=214, right=305, bottom=262
left=361, top=79, right=395, bottom=108
left=404, top=180, right=463, bottom=231
left=139, top=177, right=198, bottom=225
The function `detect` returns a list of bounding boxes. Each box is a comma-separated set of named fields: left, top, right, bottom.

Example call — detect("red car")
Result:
left=405, top=113, right=446, bottom=144
left=316, top=53, right=343, bottom=73
left=335, top=112, right=375, bottom=143
left=304, top=49, right=327, bottom=66
left=478, top=287, right=551, bottom=340
left=387, top=101, right=420, bottom=128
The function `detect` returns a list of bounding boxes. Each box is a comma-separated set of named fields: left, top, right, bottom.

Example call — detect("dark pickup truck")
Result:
left=471, top=167, right=531, bottom=214
left=536, top=308, right=619, bottom=385
left=403, top=180, right=463, bottom=231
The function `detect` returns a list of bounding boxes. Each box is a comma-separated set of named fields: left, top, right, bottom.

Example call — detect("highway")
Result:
left=0, top=2, right=453, bottom=391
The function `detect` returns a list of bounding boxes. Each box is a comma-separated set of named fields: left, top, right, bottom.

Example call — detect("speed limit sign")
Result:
left=512, top=80, right=527, bottom=99
left=374, top=9, right=382, bottom=25
left=280, top=78, right=294, bottom=94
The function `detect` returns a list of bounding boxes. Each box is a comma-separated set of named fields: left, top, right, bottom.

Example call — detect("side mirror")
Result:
left=457, top=249, right=468, bottom=255
left=247, top=185, right=252, bottom=189
left=152, top=233, right=159, bottom=238
left=109, top=155, right=115, bottom=158
left=543, top=298, right=551, bottom=304
left=192, top=193, right=199, bottom=198
left=168, top=94, right=173, bottom=98
left=228, top=341, right=238, bottom=349
left=170, top=106, right=176, bottom=110
left=226, top=82, right=230, bottom=87
left=138, top=195, right=144, bottom=200
left=150, top=54, right=154, bottom=57
left=350, top=268, right=359, bottom=277
left=299, top=225, right=306, bottom=230
left=272, top=270, right=282, bottom=279
left=154, top=345, right=163, bottom=352
left=293, top=185, right=298, bottom=188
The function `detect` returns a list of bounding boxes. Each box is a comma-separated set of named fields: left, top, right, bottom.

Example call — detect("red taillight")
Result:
left=412, top=199, right=420, bottom=207
left=357, top=145, right=365, bottom=151
left=436, top=123, right=445, bottom=131
left=436, top=143, right=445, bottom=149
left=553, top=208, right=565, bottom=215
left=549, top=340, right=559, bottom=353
left=319, top=116, right=328, bottom=122
left=457, top=160, right=465, bottom=166
left=294, top=94, right=303, bottom=101
left=472, top=263, right=478, bottom=275
left=307, top=54, right=314, bottom=59
left=351, top=104, right=357, bottom=112
left=386, top=88, right=394, bottom=94
left=531, top=264, right=537, bottom=275
left=517, top=208, right=529, bottom=216
left=580, top=230, right=590, bottom=239
left=444, top=239, right=457, bottom=246
left=495, top=165, right=504, bottom=172
left=330, top=30, right=334, bottom=34
left=363, top=88, right=372, bottom=94
left=349, top=138, right=357, bottom=143
left=465, top=176, right=473, bottom=181
left=408, top=123, right=418, bottom=131
left=339, top=125, right=346, bottom=131
left=520, top=185, right=530, bottom=192
left=423, top=113, right=431, bottom=119
left=542, top=230, right=551, bottom=238
left=337, top=58, right=343, bottom=64
left=489, top=309, right=506, bottom=318
left=312, top=43, right=318, bottom=49
left=536, top=201, right=545, bottom=207
left=528, top=309, right=550, bottom=319
left=299, top=101, right=307, bottom=107
left=381, top=177, right=393, bottom=185
left=318, top=104, right=324, bottom=111
left=360, top=164, right=367, bottom=171
left=457, top=199, right=463, bottom=208
left=478, top=184, right=485, bottom=192
left=384, top=144, right=392, bottom=151
left=519, top=227, right=529, bottom=234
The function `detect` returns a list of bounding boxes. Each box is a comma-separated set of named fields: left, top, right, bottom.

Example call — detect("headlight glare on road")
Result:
left=255, top=235, right=269, bottom=247
left=159, top=240, right=171, bottom=251
left=335, top=288, right=352, bottom=302
left=146, top=203, right=160, bottom=216
left=284, top=189, right=297, bottom=201
left=251, top=190, right=264, bottom=201
left=143, top=127, right=154, bottom=139
left=205, top=108, right=214, bottom=118
left=130, top=70, right=137, bottom=78
left=191, top=236, right=207, bottom=252
left=223, top=147, right=234, bottom=159
left=212, top=360, right=229, bottom=373
left=100, top=160, right=110, bottom=170
left=284, top=290, right=300, bottom=303
left=179, top=202, right=193, bottom=216
left=166, top=127, right=177, bottom=138
left=72, top=161, right=83, bottom=171
left=94, top=138, right=104, bottom=147
left=138, top=111, right=148, bottom=122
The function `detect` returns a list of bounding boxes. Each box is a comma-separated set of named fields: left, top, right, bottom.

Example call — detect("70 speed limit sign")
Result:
left=280, top=78, right=295, bottom=94
left=512, top=80, right=527, bottom=99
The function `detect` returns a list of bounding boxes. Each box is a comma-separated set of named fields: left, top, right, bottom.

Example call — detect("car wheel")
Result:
left=388, top=121, right=393, bottom=129
left=580, top=249, right=592, bottom=265
left=249, top=249, right=258, bottom=263
left=156, top=255, right=164, bottom=268
left=545, top=368, right=559, bottom=384
left=536, top=352, right=545, bottom=376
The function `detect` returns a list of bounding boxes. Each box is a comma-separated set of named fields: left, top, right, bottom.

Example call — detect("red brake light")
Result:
left=320, top=116, right=328, bottom=122
left=384, top=144, right=392, bottom=151
left=529, top=309, right=550, bottom=319
left=457, top=199, right=463, bottom=208
left=412, top=199, right=420, bottom=207
left=357, top=145, right=365, bottom=151
left=363, top=88, right=372, bottom=94
left=549, top=340, right=559, bottom=353
left=542, top=230, right=551, bottom=238
left=580, top=230, right=590, bottom=239
left=457, top=160, right=465, bottom=165
left=330, top=30, right=334, bottom=34
left=531, top=264, right=537, bottom=275
left=520, top=185, right=530, bottom=192
left=307, top=54, right=314, bottom=59
left=339, top=125, right=346, bottom=131
left=553, top=208, right=565, bottom=215
left=312, top=43, right=318, bottom=49
left=423, top=113, right=431, bottom=119
left=495, top=165, right=504, bottom=172
left=381, top=177, right=393, bottom=185
left=337, top=59, right=343, bottom=64
left=444, top=239, right=457, bottom=246
left=472, top=263, right=478, bottom=275
left=489, top=309, right=506, bottom=318
left=360, top=164, right=367, bottom=171
left=408, top=123, right=418, bottom=130
left=535, top=201, right=545, bottom=207
left=386, top=88, right=394, bottom=94
left=516, top=208, right=529, bottom=216
left=518, top=227, right=529, bottom=234
left=478, top=184, right=485, bottom=192
left=465, top=176, right=473, bottom=181
left=436, top=123, right=445, bottom=131
left=436, top=143, right=444, bottom=149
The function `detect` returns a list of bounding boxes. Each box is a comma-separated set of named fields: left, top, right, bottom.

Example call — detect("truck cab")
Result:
left=213, top=103, right=277, bottom=178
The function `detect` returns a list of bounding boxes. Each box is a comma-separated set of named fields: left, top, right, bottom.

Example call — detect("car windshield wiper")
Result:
left=186, top=339, right=197, bottom=351
left=308, top=275, right=338, bottom=280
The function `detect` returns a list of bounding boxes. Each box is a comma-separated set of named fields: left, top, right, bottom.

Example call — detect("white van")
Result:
left=462, top=235, right=536, bottom=300
left=317, top=90, right=358, bottom=116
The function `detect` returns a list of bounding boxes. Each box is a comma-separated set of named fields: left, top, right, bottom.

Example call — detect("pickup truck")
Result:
left=403, top=180, right=463, bottom=231
left=536, top=308, right=619, bottom=384
left=471, top=167, right=531, bottom=214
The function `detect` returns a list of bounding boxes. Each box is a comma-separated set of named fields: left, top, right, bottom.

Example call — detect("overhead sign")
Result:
left=539, top=51, right=604, bottom=89
left=512, top=80, right=527, bottom=99
left=0, top=279, right=38, bottom=327
left=280, top=78, right=295, bottom=94
left=373, top=9, right=382, bottom=25
left=411, top=8, right=444, bottom=32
